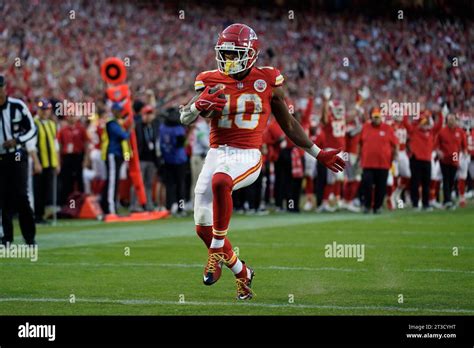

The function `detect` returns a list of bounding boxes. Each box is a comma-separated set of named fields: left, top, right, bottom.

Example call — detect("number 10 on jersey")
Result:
left=218, top=93, right=263, bottom=130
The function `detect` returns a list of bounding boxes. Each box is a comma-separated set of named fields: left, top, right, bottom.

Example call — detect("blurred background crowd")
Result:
left=0, top=0, right=472, bottom=222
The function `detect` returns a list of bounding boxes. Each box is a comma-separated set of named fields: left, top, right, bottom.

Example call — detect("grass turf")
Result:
left=0, top=206, right=473, bottom=315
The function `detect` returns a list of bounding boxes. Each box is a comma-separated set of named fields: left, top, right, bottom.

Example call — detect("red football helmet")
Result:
left=329, top=99, right=345, bottom=119
left=215, top=23, right=260, bottom=75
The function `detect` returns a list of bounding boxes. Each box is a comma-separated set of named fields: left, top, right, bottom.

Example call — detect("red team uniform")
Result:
left=194, top=67, right=284, bottom=149
left=192, top=24, right=285, bottom=299
left=390, top=120, right=411, bottom=207
left=184, top=23, right=344, bottom=300
left=319, top=104, right=346, bottom=211
left=322, top=114, right=346, bottom=150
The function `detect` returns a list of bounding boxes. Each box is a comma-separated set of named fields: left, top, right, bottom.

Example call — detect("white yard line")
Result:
left=405, top=268, right=474, bottom=274
left=7, top=261, right=473, bottom=275
left=0, top=297, right=473, bottom=314
left=13, top=261, right=368, bottom=273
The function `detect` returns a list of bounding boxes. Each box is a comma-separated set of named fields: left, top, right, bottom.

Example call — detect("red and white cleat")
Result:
left=203, top=251, right=227, bottom=286
left=235, top=265, right=255, bottom=300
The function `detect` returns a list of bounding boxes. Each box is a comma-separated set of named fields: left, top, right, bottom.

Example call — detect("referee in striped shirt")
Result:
left=0, top=75, right=37, bottom=246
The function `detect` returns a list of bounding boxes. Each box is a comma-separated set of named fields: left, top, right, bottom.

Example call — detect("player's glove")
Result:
left=322, top=87, right=332, bottom=100
left=317, top=148, right=345, bottom=173
left=194, top=85, right=226, bottom=112
left=358, top=86, right=370, bottom=100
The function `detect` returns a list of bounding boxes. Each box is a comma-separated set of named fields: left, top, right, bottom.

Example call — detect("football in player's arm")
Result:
left=180, top=81, right=345, bottom=173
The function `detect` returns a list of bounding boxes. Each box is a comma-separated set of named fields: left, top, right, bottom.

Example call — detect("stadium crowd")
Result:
left=0, top=0, right=473, bottom=224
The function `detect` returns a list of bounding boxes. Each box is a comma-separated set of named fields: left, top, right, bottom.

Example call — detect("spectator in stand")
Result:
left=436, top=114, right=468, bottom=208
left=404, top=110, right=443, bottom=210
left=33, top=98, right=60, bottom=224
left=132, top=105, right=159, bottom=211
left=160, top=108, right=187, bottom=215
left=358, top=108, right=398, bottom=214
left=57, top=116, right=89, bottom=205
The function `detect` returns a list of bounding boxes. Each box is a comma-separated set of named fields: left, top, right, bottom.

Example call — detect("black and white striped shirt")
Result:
left=0, top=96, right=37, bottom=155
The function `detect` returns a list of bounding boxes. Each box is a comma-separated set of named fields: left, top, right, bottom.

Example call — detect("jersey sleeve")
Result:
left=260, top=67, right=284, bottom=87
left=194, top=72, right=207, bottom=92
left=271, top=68, right=284, bottom=87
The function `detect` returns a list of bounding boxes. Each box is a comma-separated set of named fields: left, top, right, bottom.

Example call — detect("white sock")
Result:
left=210, top=238, right=224, bottom=249
left=231, top=259, right=243, bottom=275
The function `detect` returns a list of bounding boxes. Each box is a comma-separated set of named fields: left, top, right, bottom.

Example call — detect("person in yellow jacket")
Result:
left=33, top=98, right=60, bottom=224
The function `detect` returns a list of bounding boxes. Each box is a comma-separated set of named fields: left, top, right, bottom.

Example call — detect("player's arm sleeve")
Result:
left=194, top=72, right=207, bottom=92
left=181, top=73, right=207, bottom=126
left=267, top=67, right=284, bottom=88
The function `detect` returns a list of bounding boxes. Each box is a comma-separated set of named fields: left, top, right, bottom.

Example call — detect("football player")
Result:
left=390, top=113, right=411, bottom=208
left=341, top=87, right=369, bottom=212
left=179, top=23, right=345, bottom=300
left=318, top=88, right=346, bottom=212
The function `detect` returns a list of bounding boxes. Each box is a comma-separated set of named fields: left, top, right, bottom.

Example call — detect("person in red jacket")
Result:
left=404, top=110, right=443, bottom=210
left=57, top=116, right=90, bottom=205
left=436, top=114, right=468, bottom=208
left=358, top=108, right=398, bottom=213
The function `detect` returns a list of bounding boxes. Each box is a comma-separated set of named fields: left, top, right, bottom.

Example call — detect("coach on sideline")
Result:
left=0, top=75, right=37, bottom=246
left=358, top=107, right=398, bottom=214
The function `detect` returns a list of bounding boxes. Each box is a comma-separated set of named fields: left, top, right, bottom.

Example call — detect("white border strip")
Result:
left=0, top=297, right=473, bottom=314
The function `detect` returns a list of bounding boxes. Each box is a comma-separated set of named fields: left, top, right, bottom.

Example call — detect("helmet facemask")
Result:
left=215, top=43, right=258, bottom=75
left=329, top=101, right=345, bottom=120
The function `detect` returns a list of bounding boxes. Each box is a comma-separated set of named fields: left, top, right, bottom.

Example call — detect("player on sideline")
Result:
left=179, top=23, right=345, bottom=300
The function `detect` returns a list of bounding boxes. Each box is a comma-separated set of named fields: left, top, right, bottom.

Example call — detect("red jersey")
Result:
left=263, top=118, right=285, bottom=162
left=437, top=126, right=467, bottom=167
left=194, top=66, right=284, bottom=149
left=392, top=121, right=408, bottom=151
left=322, top=115, right=346, bottom=149
left=58, top=121, right=89, bottom=155
left=360, top=122, right=398, bottom=170
left=404, top=116, right=443, bottom=162
left=345, top=120, right=361, bottom=154
left=467, top=129, right=474, bottom=157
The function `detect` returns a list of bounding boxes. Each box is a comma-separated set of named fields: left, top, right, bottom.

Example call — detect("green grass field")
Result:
left=1, top=206, right=473, bottom=315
